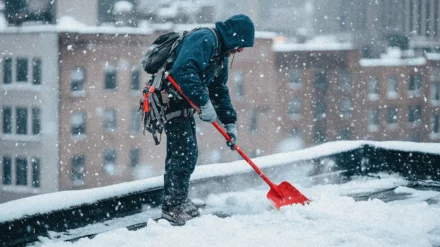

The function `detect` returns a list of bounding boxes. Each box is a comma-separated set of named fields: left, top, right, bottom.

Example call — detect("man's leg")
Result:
left=162, top=115, right=198, bottom=214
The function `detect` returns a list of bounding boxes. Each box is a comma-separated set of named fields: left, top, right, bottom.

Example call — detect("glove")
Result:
left=224, top=123, right=237, bottom=150
left=199, top=100, right=217, bottom=123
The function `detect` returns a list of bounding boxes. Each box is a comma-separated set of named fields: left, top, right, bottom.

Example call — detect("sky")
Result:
left=31, top=173, right=440, bottom=247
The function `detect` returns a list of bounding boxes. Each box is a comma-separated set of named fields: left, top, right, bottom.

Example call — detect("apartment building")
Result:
left=273, top=41, right=440, bottom=147
left=0, top=31, right=60, bottom=202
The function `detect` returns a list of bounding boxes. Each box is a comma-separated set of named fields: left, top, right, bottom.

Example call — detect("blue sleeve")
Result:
left=169, top=29, right=217, bottom=107
left=208, top=58, right=237, bottom=124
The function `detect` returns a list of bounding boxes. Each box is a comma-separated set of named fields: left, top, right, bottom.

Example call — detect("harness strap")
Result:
left=165, top=109, right=195, bottom=121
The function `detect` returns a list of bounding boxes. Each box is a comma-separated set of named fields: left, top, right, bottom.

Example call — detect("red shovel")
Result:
left=166, top=74, right=310, bottom=209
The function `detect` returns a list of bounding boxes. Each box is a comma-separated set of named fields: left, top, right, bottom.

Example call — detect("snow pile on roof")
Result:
left=114, top=1, right=133, bottom=13
left=360, top=47, right=426, bottom=67
left=1, top=140, right=438, bottom=223
left=426, top=52, right=440, bottom=61
left=36, top=174, right=440, bottom=247
left=272, top=35, right=353, bottom=52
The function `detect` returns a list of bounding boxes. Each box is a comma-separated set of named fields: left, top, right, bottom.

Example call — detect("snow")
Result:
left=426, top=53, right=440, bottom=61
left=272, top=36, right=353, bottom=52
left=113, top=1, right=134, bottom=13
left=1, top=141, right=439, bottom=223
left=35, top=174, right=440, bottom=247
left=360, top=47, right=427, bottom=67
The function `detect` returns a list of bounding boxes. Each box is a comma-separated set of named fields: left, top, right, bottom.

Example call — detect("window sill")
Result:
left=429, top=133, right=440, bottom=140
left=0, top=84, right=43, bottom=91
left=1, top=134, right=41, bottom=142
left=71, top=91, right=86, bottom=97
left=2, top=185, right=41, bottom=194
left=368, top=125, right=379, bottom=132
left=72, top=134, right=87, bottom=141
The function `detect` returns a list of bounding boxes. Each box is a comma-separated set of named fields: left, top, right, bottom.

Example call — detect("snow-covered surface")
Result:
left=272, top=36, right=353, bottom=52
left=35, top=174, right=440, bottom=247
left=360, top=48, right=427, bottom=67
left=426, top=52, right=440, bottom=61
left=1, top=140, right=439, bottom=223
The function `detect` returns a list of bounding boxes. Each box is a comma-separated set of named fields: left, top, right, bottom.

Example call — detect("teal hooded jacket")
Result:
left=169, top=14, right=255, bottom=124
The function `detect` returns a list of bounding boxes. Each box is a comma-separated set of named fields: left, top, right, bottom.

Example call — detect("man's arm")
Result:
left=209, top=61, right=237, bottom=125
left=169, top=29, right=217, bottom=107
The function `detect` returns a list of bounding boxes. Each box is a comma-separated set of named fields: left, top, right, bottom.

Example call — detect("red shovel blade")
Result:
left=267, top=181, right=311, bottom=209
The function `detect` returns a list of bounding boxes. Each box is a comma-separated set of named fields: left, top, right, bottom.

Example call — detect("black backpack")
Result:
left=139, top=28, right=219, bottom=145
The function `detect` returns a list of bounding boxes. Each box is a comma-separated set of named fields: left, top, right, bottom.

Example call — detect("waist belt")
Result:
left=165, top=108, right=195, bottom=121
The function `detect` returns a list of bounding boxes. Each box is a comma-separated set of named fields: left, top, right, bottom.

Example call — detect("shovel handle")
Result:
left=166, top=74, right=281, bottom=195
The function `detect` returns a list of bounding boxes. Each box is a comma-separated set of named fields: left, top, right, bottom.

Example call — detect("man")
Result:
left=162, top=14, right=255, bottom=226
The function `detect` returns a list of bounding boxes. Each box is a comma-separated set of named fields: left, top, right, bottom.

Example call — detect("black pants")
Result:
left=162, top=115, right=198, bottom=211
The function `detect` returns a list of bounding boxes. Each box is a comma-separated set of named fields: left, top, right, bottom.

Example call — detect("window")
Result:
left=71, top=112, right=86, bottom=136
left=287, top=99, right=301, bottom=116
left=16, top=107, right=28, bottom=135
left=104, top=109, right=117, bottom=132
left=408, top=74, right=422, bottom=94
left=16, top=57, right=28, bottom=82
left=368, top=108, right=379, bottom=132
left=31, top=158, right=40, bottom=188
left=234, top=72, right=244, bottom=97
left=130, top=148, right=140, bottom=167
left=3, top=57, right=12, bottom=84
left=2, top=106, right=12, bottom=134
left=387, top=107, right=398, bottom=124
left=72, top=155, right=85, bottom=186
left=104, top=149, right=116, bottom=175
left=32, top=108, right=41, bottom=135
left=105, top=66, right=117, bottom=90
left=314, top=123, right=326, bottom=144
left=131, top=108, right=140, bottom=134
left=32, top=58, right=42, bottom=85
left=250, top=110, right=257, bottom=133
left=289, top=70, right=302, bottom=87
left=431, top=81, right=440, bottom=102
left=2, top=156, right=12, bottom=185
left=432, top=115, right=440, bottom=134
left=368, top=77, right=379, bottom=99
left=16, top=157, right=27, bottom=186
left=314, top=71, right=327, bottom=92
left=338, top=128, right=351, bottom=140
left=408, top=105, right=422, bottom=123
left=340, top=98, right=352, bottom=118
left=340, top=70, right=352, bottom=91
left=387, top=76, right=398, bottom=98
left=314, top=101, right=326, bottom=119
left=131, top=69, right=140, bottom=91
left=71, top=67, right=85, bottom=93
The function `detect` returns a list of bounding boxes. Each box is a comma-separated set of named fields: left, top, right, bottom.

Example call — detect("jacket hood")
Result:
left=215, top=14, right=255, bottom=51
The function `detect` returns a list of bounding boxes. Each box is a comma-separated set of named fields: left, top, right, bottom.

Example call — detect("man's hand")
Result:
left=224, top=123, right=237, bottom=150
left=199, top=100, right=217, bottom=123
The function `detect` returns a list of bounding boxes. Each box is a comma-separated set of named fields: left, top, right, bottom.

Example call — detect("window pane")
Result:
left=3, top=57, right=12, bottom=84
left=288, top=99, right=301, bottom=115
left=16, top=58, right=28, bottom=82
left=131, top=108, right=140, bottom=133
left=315, top=71, right=327, bottom=91
left=130, top=148, right=139, bottom=167
left=289, top=70, right=302, bottom=86
left=408, top=105, right=422, bottom=123
left=16, top=107, right=28, bottom=135
left=16, top=157, right=27, bottom=186
left=388, top=77, right=398, bottom=97
left=72, top=155, right=85, bottom=185
left=32, top=108, right=41, bottom=135
left=71, top=112, right=86, bottom=135
left=71, top=68, right=85, bottom=92
left=131, top=70, right=140, bottom=91
left=105, top=70, right=117, bottom=89
left=32, top=58, right=42, bottom=85
left=104, top=109, right=116, bottom=132
left=104, top=149, right=116, bottom=175
left=340, top=71, right=352, bottom=91
left=31, top=158, right=40, bottom=188
left=2, top=156, right=12, bottom=185
left=2, top=106, right=12, bottom=134
left=433, top=115, right=440, bottom=134
left=387, top=107, right=398, bottom=124
left=234, top=72, right=244, bottom=96
left=368, top=77, right=379, bottom=95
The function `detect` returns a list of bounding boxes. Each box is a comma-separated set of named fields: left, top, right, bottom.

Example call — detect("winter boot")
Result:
left=183, top=199, right=201, bottom=217
left=161, top=206, right=195, bottom=226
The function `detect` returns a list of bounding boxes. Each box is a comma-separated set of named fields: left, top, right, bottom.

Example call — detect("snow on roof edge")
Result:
left=0, top=140, right=438, bottom=222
